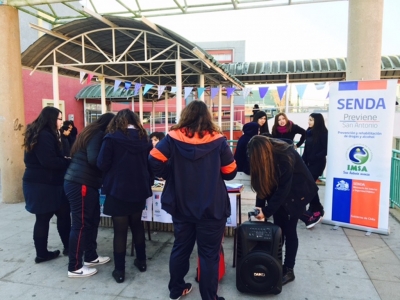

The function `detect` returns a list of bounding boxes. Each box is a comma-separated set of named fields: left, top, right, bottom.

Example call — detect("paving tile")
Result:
left=362, top=261, right=400, bottom=282
left=372, top=279, right=400, bottom=300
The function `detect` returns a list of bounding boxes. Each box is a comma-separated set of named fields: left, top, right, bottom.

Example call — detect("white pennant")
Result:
left=242, top=87, right=252, bottom=98
left=158, top=85, right=166, bottom=99
left=79, top=72, right=86, bottom=84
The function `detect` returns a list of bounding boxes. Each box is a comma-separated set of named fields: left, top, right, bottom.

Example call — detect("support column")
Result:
left=52, top=66, right=60, bottom=110
left=0, top=6, right=25, bottom=203
left=175, top=59, right=182, bottom=123
left=164, top=91, right=169, bottom=133
left=139, top=86, right=143, bottom=123
left=199, top=74, right=205, bottom=101
left=100, top=76, right=106, bottom=113
left=218, top=85, right=222, bottom=128
left=346, top=0, right=383, bottom=80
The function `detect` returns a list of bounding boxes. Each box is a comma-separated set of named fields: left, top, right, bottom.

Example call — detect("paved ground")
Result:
left=1, top=182, right=400, bottom=300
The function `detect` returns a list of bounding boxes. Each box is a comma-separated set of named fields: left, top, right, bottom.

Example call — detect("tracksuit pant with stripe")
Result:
left=64, top=180, right=100, bottom=272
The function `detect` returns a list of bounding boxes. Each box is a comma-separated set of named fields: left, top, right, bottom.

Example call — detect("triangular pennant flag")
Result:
left=114, top=80, right=122, bottom=93
left=197, top=87, right=206, bottom=99
left=242, top=87, right=252, bottom=98
left=158, top=85, right=166, bottom=99
left=277, top=85, right=288, bottom=101
left=210, top=87, right=220, bottom=99
left=259, top=87, right=269, bottom=98
left=184, top=87, right=193, bottom=100
left=124, top=82, right=132, bottom=90
left=326, top=92, right=329, bottom=99
left=295, top=84, right=307, bottom=100
left=80, top=72, right=86, bottom=84
left=134, top=83, right=142, bottom=95
left=226, top=87, right=236, bottom=98
left=86, top=74, right=94, bottom=84
left=314, top=82, right=326, bottom=90
left=170, top=86, right=177, bottom=93
left=143, top=84, right=153, bottom=95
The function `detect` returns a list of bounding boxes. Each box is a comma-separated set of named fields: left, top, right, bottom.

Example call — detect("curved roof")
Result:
left=21, top=15, right=244, bottom=89
left=225, top=55, right=400, bottom=84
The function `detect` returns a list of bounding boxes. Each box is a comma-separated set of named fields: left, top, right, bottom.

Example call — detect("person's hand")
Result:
left=255, top=207, right=265, bottom=220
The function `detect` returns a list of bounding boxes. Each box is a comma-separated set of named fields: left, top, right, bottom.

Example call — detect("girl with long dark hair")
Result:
left=22, top=106, right=70, bottom=263
left=97, top=109, right=153, bottom=283
left=149, top=100, right=237, bottom=300
left=248, top=135, right=319, bottom=285
left=64, top=113, right=114, bottom=278
left=252, top=110, right=270, bottom=135
left=271, top=113, right=306, bottom=149
left=301, top=113, right=328, bottom=227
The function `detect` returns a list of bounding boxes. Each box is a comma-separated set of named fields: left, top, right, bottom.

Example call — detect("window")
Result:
left=206, top=49, right=233, bottom=63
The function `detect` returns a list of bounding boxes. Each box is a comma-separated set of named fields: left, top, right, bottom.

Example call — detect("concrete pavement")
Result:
left=1, top=183, right=400, bottom=299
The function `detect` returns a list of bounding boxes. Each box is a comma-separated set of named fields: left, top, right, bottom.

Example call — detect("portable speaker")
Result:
left=236, top=220, right=283, bottom=295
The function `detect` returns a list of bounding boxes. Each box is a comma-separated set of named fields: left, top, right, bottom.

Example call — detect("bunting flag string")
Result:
left=80, top=72, right=86, bottom=84
left=295, top=84, right=307, bottom=100
left=124, top=82, right=132, bottom=90
left=114, top=80, right=122, bottom=92
left=170, top=86, right=178, bottom=94
left=259, top=87, right=269, bottom=99
left=134, top=83, right=142, bottom=95
left=184, top=87, right=193, bottom=100
left=210, top=87, right=220, bottom=99
left=226, top=87, right=236, bottom=98
left=197, top=87, right=206, bottom=99
left=326, top=92, right=330, bottom=99
left=143, top=84, right=153, bottom=95
left=86, top=74, right=94, bottom=84
left=158, top=85, right=166, bottom=99
left=242, top=87, right=252, bottom=98
left=277, top=85, right=288, bottom=101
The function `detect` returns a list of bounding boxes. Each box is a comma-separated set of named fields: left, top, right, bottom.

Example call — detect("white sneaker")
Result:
left=68, top=266, right=97, bottom=278
left=84, top=256, right=111, bottom=267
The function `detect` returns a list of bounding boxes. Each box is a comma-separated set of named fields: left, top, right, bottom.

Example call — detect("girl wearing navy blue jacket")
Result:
left=97, top=109, right=153, bottom=283
left=249, top=135, right=319, bottom=286
left=22, top=106, right=70, bottom=263
left=301, top=113, right=328, bottom=227
left=149, top=100, right=237, bottom=300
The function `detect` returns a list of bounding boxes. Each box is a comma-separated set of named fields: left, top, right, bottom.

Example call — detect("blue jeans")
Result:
left=64, top=180, right=100, bottom=272
left=169, top=216, right=226, bottom=300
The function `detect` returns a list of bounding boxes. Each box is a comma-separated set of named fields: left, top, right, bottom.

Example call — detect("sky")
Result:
left=144, top=0, right=400, bottom=61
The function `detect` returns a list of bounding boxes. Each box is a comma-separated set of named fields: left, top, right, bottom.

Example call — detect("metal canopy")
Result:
left=11, top=0, right=347, bottom=25
left=21, top=15, right=244, bottom=91
left=226, top=55, right=400, bottom=84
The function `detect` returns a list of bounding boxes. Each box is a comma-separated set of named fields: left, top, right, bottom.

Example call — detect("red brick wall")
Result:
left=22, top=69, right=85, bottom=131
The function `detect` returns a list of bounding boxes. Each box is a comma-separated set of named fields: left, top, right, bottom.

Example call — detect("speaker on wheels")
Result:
left=236, top=221, right=282, bottom=295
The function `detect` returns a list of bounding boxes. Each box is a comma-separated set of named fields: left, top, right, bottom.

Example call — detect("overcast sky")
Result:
left=145, top=0, right=400, bottom=61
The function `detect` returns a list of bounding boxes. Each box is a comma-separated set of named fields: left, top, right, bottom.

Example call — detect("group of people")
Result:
left=235, top=107, right=328, bottom=285
left=22, top=101, right=327, bottom=300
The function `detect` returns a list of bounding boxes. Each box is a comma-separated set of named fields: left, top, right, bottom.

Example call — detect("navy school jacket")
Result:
left=148, top=129, right=237, bottom=221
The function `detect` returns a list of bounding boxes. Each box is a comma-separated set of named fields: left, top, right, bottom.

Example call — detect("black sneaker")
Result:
left=169, top=283, right=192, bottom=300
left=35, top=250, right=60, bottom=263
left=63, top=248, right=69, bottom=256
left=282, top=267, right=295, bottom=285
left=112, top=269, right=125, bottom=283
left=134, top=258, right=147, bottom=272
left=304, top=214, right=322, bottom=229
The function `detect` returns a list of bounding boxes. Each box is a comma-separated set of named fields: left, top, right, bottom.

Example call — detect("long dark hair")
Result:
left=271, top=113, right=292, bottom=135
left=70, top=113, right=114, bottom=157
left=170, top=100, right=222, bottom=138
left=107, top=109, right=147, bottom=139
left=308, top=113, right=327, bottom=143
left=247, top=135, right=294, bottom=199
left=252, top=111, right=269, bottom=134
left=23, top=106, right=61, bottom=152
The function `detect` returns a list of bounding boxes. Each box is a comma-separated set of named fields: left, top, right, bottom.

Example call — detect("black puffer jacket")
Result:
left=64, top=130, right=105, bottom=188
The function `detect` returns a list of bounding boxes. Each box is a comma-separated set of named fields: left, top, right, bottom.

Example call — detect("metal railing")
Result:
left=390, top=149, right=400, bottom=208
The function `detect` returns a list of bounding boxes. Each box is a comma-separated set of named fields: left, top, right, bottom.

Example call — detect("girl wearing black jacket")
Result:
left=64, top=113, right=114, bottom=278
left=252, top=111, right=270, bottom=135
left=97, top=109, right=153, bottom=283
left=301, top=113, right=328, bottom=225
left=22, top=106, right=70, bottom=263
left=271, top=113, right=306, bottom=149
left=249, top=136, right=319, bottom=285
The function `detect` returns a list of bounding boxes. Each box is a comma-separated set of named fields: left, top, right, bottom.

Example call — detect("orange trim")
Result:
left=221, top=161, right=237, bottom=174
left=358, top=80, right=387, bottom=90
left=169, top=130, right=224, bottom=145
left=150, top=148, right=168, bottom=163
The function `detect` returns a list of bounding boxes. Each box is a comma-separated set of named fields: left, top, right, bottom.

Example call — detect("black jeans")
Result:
left=169, top=216, right=226, bottom=300
left=64, top=180, right=100, bottom=272
left=33, top=198, right=70, bottom=257
left=307, top=160, right=326, bottom=212
left=273, top=207, right=299, bottom=270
